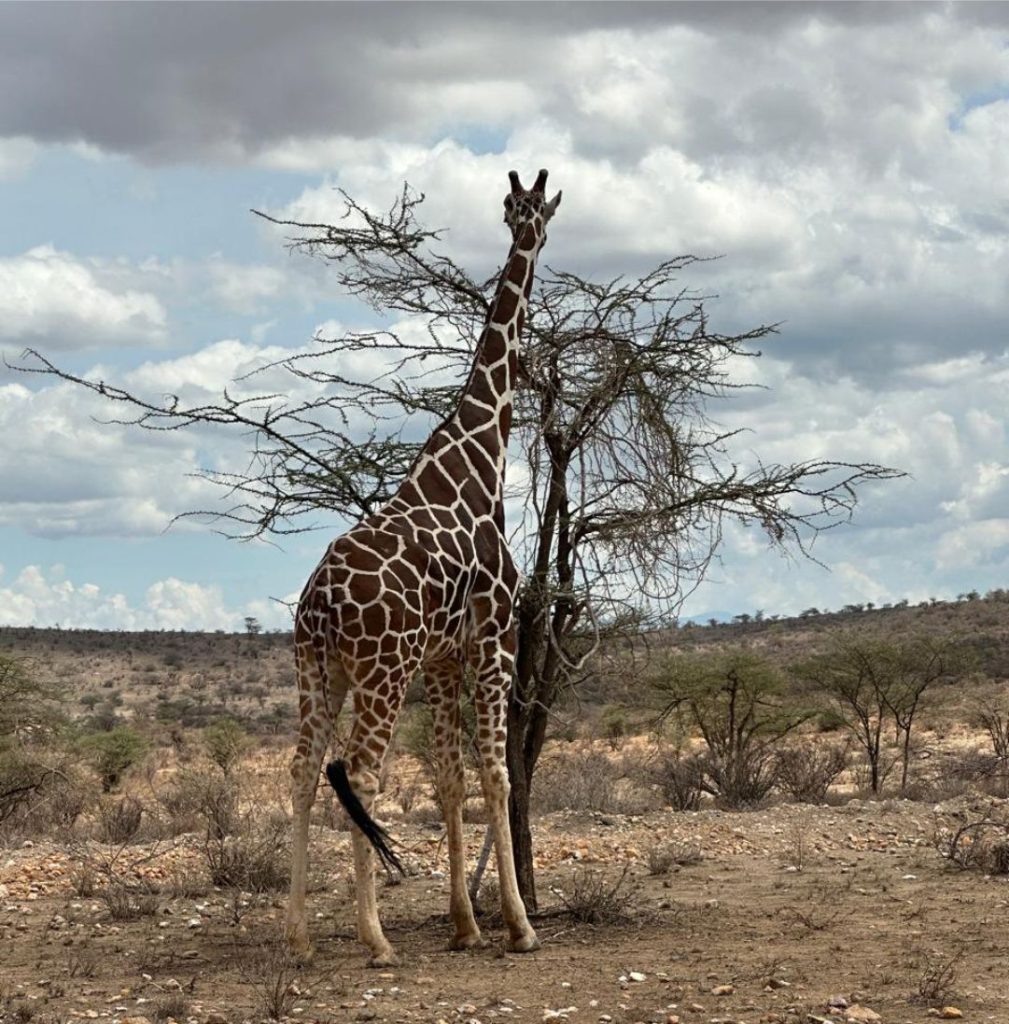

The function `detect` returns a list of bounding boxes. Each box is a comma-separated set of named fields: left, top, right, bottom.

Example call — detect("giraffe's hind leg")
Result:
left=425, top=658, right=484, bottom=950
left=285, top=637, right=345, bottom=959
left=341, top=657, right=418, bottom=967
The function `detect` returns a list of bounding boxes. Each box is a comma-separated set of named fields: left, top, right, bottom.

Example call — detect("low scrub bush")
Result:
left=204, top=813, right=289, bottom=892
left=550, top=865, right=641, bottom=924
left=153, top=995, right=190, bottom=1024
left=652, top=750, right=705, bottom=811
left=80, top=727, right=148, bottom=792
left=95, top=795, right=144, bottom=844
left=159, top=768, right=237, bottom=838
left=934, top=806, right=1009, bottom=875
left=0, top=751, right=94, bottom=839
left=533, top=748, right=656, bottom=815
left=654, top=652, right=809, bottom=809
left=598, top=705, right=629, bottom=751
left=774, top=739, right=850, bottom=804
left=101, top=882, right=160, bottom=921
left=646, top=839, right=702, bottom=875
left=0, top=750, right=57, bottom=825
left=203, top=718, right=251, bottom=776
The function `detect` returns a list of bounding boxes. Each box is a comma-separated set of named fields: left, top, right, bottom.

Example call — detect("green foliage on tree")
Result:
left=0, top=655, right=67, bottom=823
left=599, top=705, right=629, bottom=751
left=0, top=654, right=62, bottom=745
left=654, top=651, right=811, bottom=807
left=202, top=718, right=252, bottom=775
left=81, top=726, right=148, bottom=793
left=795, top=633, right=963, bottom=793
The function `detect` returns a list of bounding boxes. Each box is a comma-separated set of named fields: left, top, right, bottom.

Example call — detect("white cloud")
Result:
left=0, top=246, right=167, bottom=350
left=204, top=260, right=289, bottom=313
left=0, top=371, right=225, bottom=539
left=679, top=349, right=1009, bottom=618
left=246, top=11, right=1009, bottom=383
left=4, top=5, right=1009, bottom=626
left=0, top=563, right=276, bottom=630
left=0, top=135, right=37, bottom=179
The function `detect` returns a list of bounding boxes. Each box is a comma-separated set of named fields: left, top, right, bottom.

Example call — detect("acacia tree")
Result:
left=654, top=652, right=811, bottom=807
left=797, top=633, right=957, bottom=793
left=15, top=185, right=900, bottom=908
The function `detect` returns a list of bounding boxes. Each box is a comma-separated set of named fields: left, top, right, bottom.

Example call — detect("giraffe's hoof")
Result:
left=507, top=931, right=541, bottom=953
left=448, top=930, right=487, bottom=951
left=367, top=949, right=400, bottom=968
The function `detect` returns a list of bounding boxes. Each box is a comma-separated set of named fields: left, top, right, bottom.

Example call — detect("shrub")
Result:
left=934, top=807, right=1009, bottom=875
left=550, top=865, right=640, bottom=924
left=702, top=748, right=778, bottom=808
left=204, top=816, right=289, bottom=892
left=652, top=750, right=705, bottom=811
left=153, top=994, right=189, bottom=1024
left=0, top=750, right=55, bottom=825
left=241, top=944, right=301, bottom=1021
left=646, top=839, right=702, bottom=875
left=774, top=739, right=850, bottom=803
left=160, top=768, right=237, bottom=837
left=533, top=748, right=655, bottom=815
left=653, top=652, right=809, bottom=809
left=81, top=727, right=148, bottom=792
left=0, top=655, right=63, bottom=740
left=816, top=709, right=847, bottom=733
left=101, top=882, right=160, bottom=921
left=95, top=795, right=144, bottom=844
left=599, top=705, right=629, bottom=751
left=203, top=718, right=252, bottom=776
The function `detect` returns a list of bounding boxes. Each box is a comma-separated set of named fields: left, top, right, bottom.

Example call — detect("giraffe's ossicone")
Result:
left=285, top=169, right=561, bottom=966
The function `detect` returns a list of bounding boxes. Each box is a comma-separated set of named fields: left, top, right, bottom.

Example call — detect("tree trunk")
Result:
left=506, top=700, right=537, bottom=911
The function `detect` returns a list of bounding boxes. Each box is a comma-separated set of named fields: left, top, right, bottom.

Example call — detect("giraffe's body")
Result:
left=286, top=170, right=560, bottom=965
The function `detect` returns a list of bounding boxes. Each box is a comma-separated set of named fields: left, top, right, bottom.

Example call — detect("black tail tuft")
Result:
left=325, top=760, right=405, bottom=876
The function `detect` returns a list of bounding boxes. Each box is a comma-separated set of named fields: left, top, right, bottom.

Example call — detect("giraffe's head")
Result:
left=503, top=168, right=561, bottom=245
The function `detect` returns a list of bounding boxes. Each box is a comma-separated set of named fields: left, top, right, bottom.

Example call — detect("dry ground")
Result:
left=4, top=793, right=1009, bottom=1024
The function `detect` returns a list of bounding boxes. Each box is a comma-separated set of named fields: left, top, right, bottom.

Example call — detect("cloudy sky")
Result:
left=1, top=2, right=1008, bottom=631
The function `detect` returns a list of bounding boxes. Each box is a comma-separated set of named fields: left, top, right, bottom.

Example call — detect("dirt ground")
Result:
left=4, top=796, right=1009, bottom=1024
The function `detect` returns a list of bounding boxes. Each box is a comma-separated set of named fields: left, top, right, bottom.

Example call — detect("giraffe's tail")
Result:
left=325, top=759, right=406, bottom=876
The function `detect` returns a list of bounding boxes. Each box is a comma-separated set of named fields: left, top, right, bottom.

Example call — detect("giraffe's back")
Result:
left=297, top=503, right=514, bottom=671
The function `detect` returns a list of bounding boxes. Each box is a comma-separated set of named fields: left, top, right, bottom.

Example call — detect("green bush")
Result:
left=816, top=708, right=847, bottom=733
left=202, top=718, right=251, bottom=775
left=81, top=727, right=148, bottom=792
left=599, top=705, right=629, bottom=751
left=653, top=652, right=811, bottom=808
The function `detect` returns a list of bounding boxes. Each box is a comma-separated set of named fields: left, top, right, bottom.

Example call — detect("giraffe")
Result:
left=285, top=168, right=561, bottom=966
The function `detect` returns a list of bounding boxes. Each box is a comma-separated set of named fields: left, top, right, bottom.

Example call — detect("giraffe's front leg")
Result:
left=473, top=663, right=539, bottom=954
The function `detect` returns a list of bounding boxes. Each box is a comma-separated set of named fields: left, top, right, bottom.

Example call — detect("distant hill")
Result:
left=1, top=589, right=1006, bottom=734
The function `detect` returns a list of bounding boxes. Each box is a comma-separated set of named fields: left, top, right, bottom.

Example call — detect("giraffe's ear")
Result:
left=544, top=190, right=562, bottom=219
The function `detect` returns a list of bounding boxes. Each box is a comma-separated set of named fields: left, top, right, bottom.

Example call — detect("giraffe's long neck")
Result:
left=393, top=218, right=545, bottom=519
